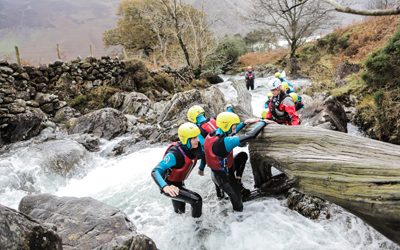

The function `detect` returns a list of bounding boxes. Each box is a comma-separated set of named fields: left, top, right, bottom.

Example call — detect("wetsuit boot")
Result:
left=238, top=180, right=251, bottom=198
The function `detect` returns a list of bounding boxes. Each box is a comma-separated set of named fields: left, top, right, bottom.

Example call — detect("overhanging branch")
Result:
left=283, top=0, right=400, bottom=16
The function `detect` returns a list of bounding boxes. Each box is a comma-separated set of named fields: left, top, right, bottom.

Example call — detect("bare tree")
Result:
left=248, top=0, right=333, bottom=74
left=159, top=0, right=192, bottom=69
left=138, top=0, right=173, bottom=65
left=183, top=3, right=217, bottom=73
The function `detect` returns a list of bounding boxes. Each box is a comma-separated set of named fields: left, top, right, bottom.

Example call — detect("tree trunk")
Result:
left=249, top=124, right=400, bottom=245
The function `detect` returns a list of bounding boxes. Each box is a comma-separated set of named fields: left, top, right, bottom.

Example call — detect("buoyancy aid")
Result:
left=270, top=93, right=291, bottom=122
left=164, top=142, right=197, bottom=182
left=199, top=117, right=217, bottom=137
left=204, top=134, right=234, bottom=172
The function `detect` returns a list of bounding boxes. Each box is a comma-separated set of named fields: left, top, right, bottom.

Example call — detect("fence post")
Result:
left=122, top=48, right=128, bottom=60
left=56, top=43, right=61, bottom=60
left=14, top=46, right=21, bottom=65
left=90, top=44, right=93, bottom=57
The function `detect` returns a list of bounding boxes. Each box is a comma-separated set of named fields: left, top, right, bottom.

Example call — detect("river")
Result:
left=0, top=75, right=398, bottom=250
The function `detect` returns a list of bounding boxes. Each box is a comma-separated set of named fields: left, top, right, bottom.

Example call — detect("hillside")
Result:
left=0, top=0, right=120, bottom=64
left=239, top=16, right=400, bottom=144
left=0, top=0, right=364, bottom=64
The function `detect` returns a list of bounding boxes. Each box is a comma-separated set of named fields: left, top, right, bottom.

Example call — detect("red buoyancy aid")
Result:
left=204, top=134, right=234, bottom=171
left=164, top=142, right=197, bottom=182
left=200, top=117, right=217, bottom=135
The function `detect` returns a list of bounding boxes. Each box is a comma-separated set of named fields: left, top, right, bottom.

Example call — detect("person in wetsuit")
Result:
left=187, top=104, right=236, bottom=199
left=204, top=112, right=267, bottom=211
left=151, top=122, right=205, bottom=218
left=266, top=79, right=300, bottom=126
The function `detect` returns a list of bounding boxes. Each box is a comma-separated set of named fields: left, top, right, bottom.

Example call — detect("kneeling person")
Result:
left=151, top=123, right=204, bottom=218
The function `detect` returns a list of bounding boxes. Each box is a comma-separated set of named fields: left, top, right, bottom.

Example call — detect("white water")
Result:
left=0, top=76, right=398, bottom=250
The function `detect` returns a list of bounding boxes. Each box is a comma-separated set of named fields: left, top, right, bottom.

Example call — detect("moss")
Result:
left=68, top=86, right=120, bottom=113
left=329, top=73, right=365, bottom=97
left=68, top=95, right=88, bottom=109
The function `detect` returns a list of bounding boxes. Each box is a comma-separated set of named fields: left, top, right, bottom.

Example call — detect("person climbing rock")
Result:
left=187, top=104, right=234, bottom=199
left=204, top=112, right=267, bottom=211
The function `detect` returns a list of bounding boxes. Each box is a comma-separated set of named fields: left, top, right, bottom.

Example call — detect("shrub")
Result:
left=362, top=25, right=400, bottom=88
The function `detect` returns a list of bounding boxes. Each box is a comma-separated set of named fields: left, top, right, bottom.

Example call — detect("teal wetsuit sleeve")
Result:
left=199, top=155, right=206, bottom=171
left=198, top=134, right=205, bottom=147
left=151, top=153, right=177, bottom=189
left=223, top=136, right=241, bottom=153
left=236, top=122, right=246, bottom=133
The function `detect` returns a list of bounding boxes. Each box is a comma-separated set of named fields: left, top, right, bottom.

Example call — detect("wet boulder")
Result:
left=299, top=94, right=348, bottom=132
left=0, top=107, right=47, bottom=146
left=286, top=188, right=329, bottom=220
left=68, top=108, right=129, bottom=140
left=19, top=194, right=157, bottom=250
left=16, top=139, right=88, bottom=177
left=157, top=86, right=225, bottom=124
left=0, top=204, right=62, bottom=250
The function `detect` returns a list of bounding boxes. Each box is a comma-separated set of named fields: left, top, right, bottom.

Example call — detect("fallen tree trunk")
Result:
left=249, top=124, right=400, bottom=245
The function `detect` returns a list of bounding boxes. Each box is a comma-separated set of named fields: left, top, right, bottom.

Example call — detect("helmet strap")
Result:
left=196, top=114, right=207, bottom=124
left=186, top=139, right=191, bottom=149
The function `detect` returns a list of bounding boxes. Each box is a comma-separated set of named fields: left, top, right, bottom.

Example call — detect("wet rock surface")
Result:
left=0, top=204, right=62, bottom=250
left=19, top=194, right=157, bottom=250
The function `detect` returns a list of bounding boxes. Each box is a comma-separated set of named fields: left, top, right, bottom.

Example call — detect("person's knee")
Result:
left=236, top=151, right=248, bottom=160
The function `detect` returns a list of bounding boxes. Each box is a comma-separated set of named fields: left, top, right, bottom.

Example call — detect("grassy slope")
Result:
left=238, top=16, right=400, bottom=144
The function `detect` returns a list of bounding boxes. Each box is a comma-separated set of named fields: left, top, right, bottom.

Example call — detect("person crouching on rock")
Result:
left=151, top=122, right=204, bottom=218
left=204, top=112, right=267, bottom=211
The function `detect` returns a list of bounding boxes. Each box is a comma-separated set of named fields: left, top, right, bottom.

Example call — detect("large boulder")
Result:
left=19, top=194, right=157, bottom=250
left=109, top=91, right=154, bottom=118
left=68, top=108, right=129, bottom=140
left=216, top=79, right=253, bottom=118
left=0, top=204, right=62, bottom=250
left=0, top=108, right=47, bottom=146
left=16, top=139, right=89, bottom=177
left=299, top=94, right=348, bottom=132
left=334, top=62, right=360, bottom=87
left=157, top=86, right=226, bottom=124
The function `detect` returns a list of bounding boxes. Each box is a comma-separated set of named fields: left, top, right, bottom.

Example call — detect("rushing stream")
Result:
left=0, top=75, right=398, bottom=250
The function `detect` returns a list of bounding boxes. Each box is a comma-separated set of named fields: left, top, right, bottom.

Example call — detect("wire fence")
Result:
left=0, top=44, right=121, bottom=66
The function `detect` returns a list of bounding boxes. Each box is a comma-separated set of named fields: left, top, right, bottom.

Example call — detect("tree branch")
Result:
left=324, top=0, right=400, bottom=16
left=282, top=0, right=308, bottom=14
left=283, top=0, right=400, bottom=16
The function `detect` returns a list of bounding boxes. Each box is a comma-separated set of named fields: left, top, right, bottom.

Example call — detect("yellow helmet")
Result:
left=216, top=112, right=240, bottom=132
left=178, top=122, right=200, bottom=145
left=274, top=72, right=281, bottom=78
left=261, top=109, right=269, bottom=119
left=282, top=82, right=289, bottom=91
left=289, top=92, right=298, bottom=103
left=187, top=105, right=205, bottom=123
left=247, top=66, right=252, bottom=70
